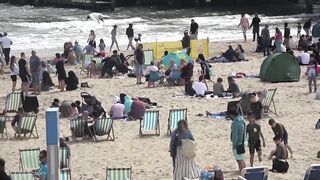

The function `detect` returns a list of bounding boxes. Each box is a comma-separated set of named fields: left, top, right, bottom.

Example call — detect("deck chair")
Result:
left=94, top=117, right=115, bottom=141
left=60, top=147, right=70, bottom=169
left=139, top=110, right=160, bottom=136
left=144, top=49, right=154, bottom=65
left=19, top=148, right=40, bottom=171
left=167, top=108, right=187, bottom=135
left=15, top=115, right=39, bottom=139
left=239, top=166, right=268, bottom=180
left=261, top=88, right=278, bottom=116
left=70, top=118, right=86, bottom=141
left=80, top=54, right=93, bottom=75
left=106, top=167, right=132, bottom=180
left=61, top=168, right=71, bottom=180
left=5, top=92, right=22, bottom=117
left=10, top=172, right=34, bottom=180
left=304, top=164, right=320, bottom=180
left=0, top=115, right=8, bottom=139
left=92, top=56, right=103, bottom=72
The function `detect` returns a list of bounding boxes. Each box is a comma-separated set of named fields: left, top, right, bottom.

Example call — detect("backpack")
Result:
left=316, top=119, right=320, bottom=129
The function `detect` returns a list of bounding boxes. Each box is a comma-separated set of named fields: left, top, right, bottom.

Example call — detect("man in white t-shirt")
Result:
left=0, top=32, right=13, bottom=65
left=298, top=50, right=310, bottom=65
left=109, top=101, right=126, bottom=119
left=192, top=75, right=208, bottom=97
left=144, top=61, right=159, bottom=76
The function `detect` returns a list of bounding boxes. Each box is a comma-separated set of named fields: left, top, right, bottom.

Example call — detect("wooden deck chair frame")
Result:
left=15, top=115, right=39, bottom=139
left=240, top=166, right=268, bottom=180
left=93, top=117, right=115, bottom=141
left=60, top=147, right=70, bottom=169
left=304, top=164, right=320, bottom=180
left=61, top=168, right=71, bottom=180
left=19, top=148, right=40, bottom=171
left=262, top=88, right=278, bottom=116
left=70, top=118, right=87, bottom=142
left=167, top=108, right=187, bottom=135
left=0, top=115, right=8, bottom=140
left=5, top=92, right=22, bottom=117
left=10, top=171, right=34, bottom=180
left=139, top=110, right=160, bottom=136
left=106, top=166, right=132, bottom=180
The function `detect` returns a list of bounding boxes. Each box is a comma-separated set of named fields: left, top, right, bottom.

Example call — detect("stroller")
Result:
left=80, top=92, right=106, bottom=117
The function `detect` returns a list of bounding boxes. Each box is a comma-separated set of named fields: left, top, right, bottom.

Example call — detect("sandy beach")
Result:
left=0, top=40, right=320, bottom=180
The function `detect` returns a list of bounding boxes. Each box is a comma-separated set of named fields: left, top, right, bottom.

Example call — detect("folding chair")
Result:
left=144, top=49, right=154, bottom=65
left=10, top=172, right=34, bottom=180
left=261, top=88, right=278, bottom=116
left=0, top=115, right=8, bottom=139
left=61, top=168, right=71, bottom=180
left=60, top=147, right=70, bottom=169
left=239, top=166, right=268, bottom=180
left=70, top=118, right=87, bottom=141
left=80, top=54, right=93, bottom=75
left=106, top=167, right=132, bottom=180
left=15, top=115, right=39, bottom=139
left=5, top=92, right=22, bottom=117
left=304, top=164, right=320, bottom=180
left=94, top=117, right=115, bottom=141
left=19, top=148, right=40, bottom=171
left=167, top=108, right=187, bottom=135
left=139, top=110, right=160, bottom=136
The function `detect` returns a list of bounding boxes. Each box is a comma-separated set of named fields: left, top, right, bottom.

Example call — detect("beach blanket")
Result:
left=207, top=112, right=227, bottom=119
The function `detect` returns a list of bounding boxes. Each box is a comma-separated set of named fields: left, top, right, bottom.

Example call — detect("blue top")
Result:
left=231, top=115, right=246, bottom=149
left=73, top=44, right=82, bottom=53
left=38, top=163, right=48, bottom=180
left=30, top=55, right=41, bottom=73
left=124, top=95, right=133, bottom=114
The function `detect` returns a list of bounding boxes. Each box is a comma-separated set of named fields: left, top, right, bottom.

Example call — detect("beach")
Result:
left=0, top=39, right=320, bottom=180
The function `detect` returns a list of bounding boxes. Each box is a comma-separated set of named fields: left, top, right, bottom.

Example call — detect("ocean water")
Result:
left=0, top=3, right=319, bottom=53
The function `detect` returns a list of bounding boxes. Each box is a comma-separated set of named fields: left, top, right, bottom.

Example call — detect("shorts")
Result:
left=233, top=149, right=245, bottom=161
left=283, top=132, right=288, bottom=145
left=58, top=73, right=66, bottom=81
left=242, top=27, right=248, bottom=33
left=20, top=74, right=30, bottom=82
left=134, top=64, right=144, bottom=76
left=31, top=72, right=40, bottom=85
left=249, top=139, right=261, bottom=154
left=11, top=75, right=17, bottom=82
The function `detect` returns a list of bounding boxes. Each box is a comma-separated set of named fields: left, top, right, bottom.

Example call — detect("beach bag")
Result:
left=181, top=139, right=197, bottom=159
left=316, top=119, right=320, bottom=129
left=272, top=159, right=289, bottom=173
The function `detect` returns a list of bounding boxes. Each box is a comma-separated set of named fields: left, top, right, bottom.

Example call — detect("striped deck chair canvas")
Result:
left=5, top=92, right=22, bottom=116
left=15, top=115, right=38, bottom=139
left=106, top=167, right=132, bottom=180
left=261, top=88, right=278, bottom=116
left=61, top=168, right=71, bottom=180
left=144, top=49, right=154, bottom=65
left=0, top=115, right=8, bottom=139
left=92, top=57, right=103, bottom=72
left=94, top=117, right=114, bottom=141
left=139, top=110, right=160, bottom=136
left=60, top=147, right=70, bottom=169
left=70, top=118, right=86, bottom=141
left=167, top=108, right=187, bottom=135
left=80, top=54, right=93, bottom=75
left=10, top=172, right=34, bottom=180
left=19, top=148, right=40, bottom=171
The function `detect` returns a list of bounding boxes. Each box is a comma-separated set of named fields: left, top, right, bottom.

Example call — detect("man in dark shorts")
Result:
left=18, top=52, right=31, bottom=96
left=249, top=93, right=263, bottom=120
left=247, top=113, right=266, bottom=167
left=268, top=119, right=293, bottom=158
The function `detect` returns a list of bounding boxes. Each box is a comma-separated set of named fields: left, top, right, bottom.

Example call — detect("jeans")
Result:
left=253, top=27, right=260, bottom=42
left=308, top=76, right=317, bottom=92
left=275, top=40, right=282, bottom=53
left=262, top=39, right=270, bottom=56
left=3, top=48, right=10, bottom=65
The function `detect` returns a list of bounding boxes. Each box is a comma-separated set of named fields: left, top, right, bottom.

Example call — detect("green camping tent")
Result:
left=260, top=53, right=301, bottom=83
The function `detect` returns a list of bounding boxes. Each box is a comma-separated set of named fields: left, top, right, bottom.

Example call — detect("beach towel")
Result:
left=207, top=112, right=227, bottom=119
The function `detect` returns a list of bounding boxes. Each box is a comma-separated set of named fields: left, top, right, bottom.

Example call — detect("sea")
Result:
left=0, top=3, right=319, bottom=56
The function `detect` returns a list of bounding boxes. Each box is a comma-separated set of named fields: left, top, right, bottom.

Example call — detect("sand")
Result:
left=1, top=40, right=320, bottom=180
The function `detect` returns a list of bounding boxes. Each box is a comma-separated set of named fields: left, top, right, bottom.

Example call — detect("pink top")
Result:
left=275, top=32, right=283, bottom=40
left=239, top=17, right=249, bottom=28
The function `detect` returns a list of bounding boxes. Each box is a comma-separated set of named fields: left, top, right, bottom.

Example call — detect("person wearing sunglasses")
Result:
left=34, top=150, right=48, bottom=180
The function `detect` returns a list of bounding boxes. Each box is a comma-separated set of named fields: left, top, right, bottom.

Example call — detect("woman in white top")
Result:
left=9, top=56, right=19, bottom=92
left=88, top=30, right=96, bottom=48
left=235, top=44, right=245, bottom=61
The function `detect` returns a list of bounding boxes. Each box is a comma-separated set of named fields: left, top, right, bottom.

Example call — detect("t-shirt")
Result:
left=273, top=143, right=287, bottom=159
left=193, top=81, right=207, bottom=96
left=228, top=83, right=240, bottom=94
left=145, top=65, right=158, bottom=75
left=83, top=45, right=95, bottom=54
left=250, top=101, right=263, bottom=119
left=99, top=43, right=106, bottom=51
left=30, top=55, right=41, bottom=73
left=246, top=123, right=261, bottom=144
left=130, top=100, right=146, bottom=119
left=18, top=59, right=28, bottom=77
left=300, top=52, right=310, bottom=65
left=284, top=27, right=290, bottom=38
left=111, top=103, right=125, bottom=119
left=126, top=27, right=134, bottom=38
left=39, top=163, right=48, bottom=180
left=272, top=123, right=288, bottom=139
left=190, top=22, right=199, bottom=34
left=0, top=36, right=12, bottom=48
left=212, top=83, right=224, bottom=96
left=134, top=49, right=145, bottom=65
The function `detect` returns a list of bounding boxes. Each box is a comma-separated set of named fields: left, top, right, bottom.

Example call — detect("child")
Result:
left=212, top=77, right=225, bottom=97
left=247, top=113, right=266, bottom=167
left=98, top=39, right=106, bottom=57
left=297, top=23, right=302, bottom=39
left=85, top=60, right=96, bottom=78
left=11, top=107, right=24, bottom=136
left=269, top=136, right=289, bottom=173
left=306, top=54, right=317, bottom=93
left=158, top=64, right=165, bottom=84
left=69, top=103, right=79, bottom=118
left=51, top=98, right=60, bottom=108
left=249, top=93, right=263, bottom=122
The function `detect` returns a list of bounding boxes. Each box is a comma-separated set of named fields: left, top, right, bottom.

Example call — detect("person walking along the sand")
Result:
left=0, top=32, right=13, bottom=65
left=170, top=120, right=200, bottom=179
left=134, top=43, right=145, bottom=84
left=283, top=22, right=291, bottom=48
left=250, top=13, right=261, bottom=42
left=274, top=27, right=283, bottom=53
left=190, top=19, right=199, bottom=40
left=261, top=24, right=271, bottom=56
left=306, top=54, right=317, bottom=93
left=126, top=24, right=135, bottom=50
left=238, top=14, right=249, bottom=42
left=19, top=52, right=30, bottom=96
left=110, top=25, right=120, bottom=52
left=10, top=56, right=19, bottom=93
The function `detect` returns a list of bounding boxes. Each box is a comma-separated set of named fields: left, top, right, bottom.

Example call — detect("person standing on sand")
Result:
left=274, top=27, right=283, bottom=53
left=261, top=24, right=270, bottom=56
left=55, top=58, right=67, bottom=92
left=110, top=25, right=120, bottom=52
left=190, top=19, right=199, bottom=40
left=9, top=56, right=19, bottom=93
left=19, top=52, right=30, bottom=96
left=238, top=14, right=249, bottom=42
left=126, top=24, right=135, bottom=50
left=0, top=32, right=13, bottom=66
left=250, top=13, right=261, bottom=42
left=297, top=23, right=302, bottom=39
left=181, top=30, right=191, bottom=49
left=230, top=108, right=246, bottom=173
left=303, top=19, right=312, bottom=36
left=283, top=22, right=291, bottom=48
left=134, top=43, right=145, bottom=84
left=29, top=50, right=41, bottom=95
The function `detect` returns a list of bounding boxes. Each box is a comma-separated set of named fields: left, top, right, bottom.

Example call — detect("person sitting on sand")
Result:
left=298, top=35, right=308, bottom=51
left=227, top=76, right=240, bottom=97
left=211, top=45, right=236, bottom=63
left=41, top=71, right=55, bottom=91
left=69, top=103, right=79, bottom=119
left=249, top=93, right=263, bottom=121
left=65, top=71, right=79, bottom=91
left=247, top=113, right=266, bottom=167
left=235, top=44, right=245, bottom=61
left=128, top=98, right=147, bottom=120
left=109, top=100, right=126, bottom=119
left=212, top=77, right=225, bottom=97
left=193, top=75, right=208, bottom=97
left=268, top=119, right=293, bottom=158
left=269, top=136, right=289, bottom=173
left=11, top=107, right=24, bottom=137
left=101, top=57, right=116, bottom=78
left=51, top=98, right=60, bottom=108
left=180, top=59, right=194, bottom=84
